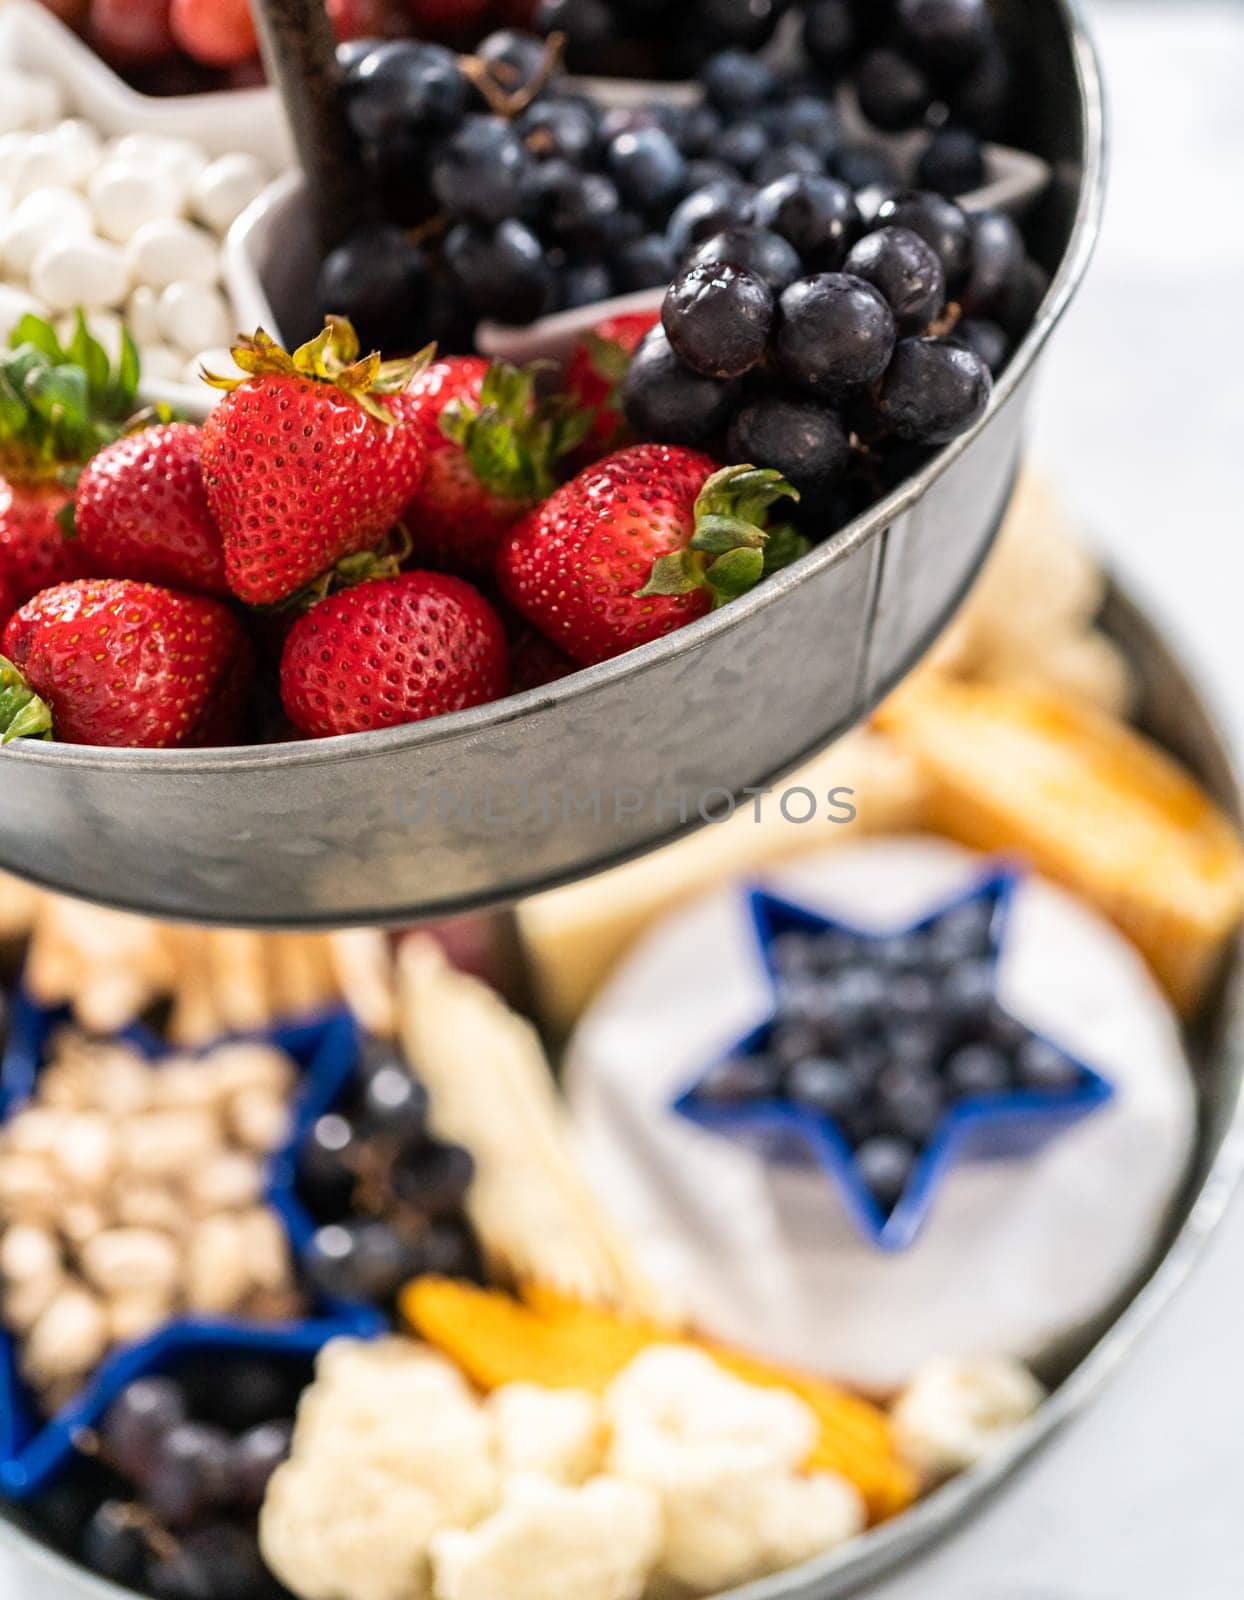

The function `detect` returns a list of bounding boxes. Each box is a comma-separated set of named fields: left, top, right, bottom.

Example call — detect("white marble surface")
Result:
left=870, top=3, right=1244, bottom=1594
left=3, top=3, right=1243, bottom=1596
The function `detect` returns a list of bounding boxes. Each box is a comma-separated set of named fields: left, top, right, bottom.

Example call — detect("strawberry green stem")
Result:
left=637, top=464, right=803, bottom=609
left=439, top=360, right=593, bottom=504
left=0, top=657, right=53, bottom=744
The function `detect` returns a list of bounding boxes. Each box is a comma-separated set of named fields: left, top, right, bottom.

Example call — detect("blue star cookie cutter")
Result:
left=673, top=865, right=1115, bottom=1251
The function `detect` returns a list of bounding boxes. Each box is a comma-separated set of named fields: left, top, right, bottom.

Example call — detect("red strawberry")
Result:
left=394, top=357, right=590, bottom=578
left=0, top=571, right=16, bottom=638
left=280, top=571, right=509, bottom=738
left=74, top=423, right=228, bottom=597
left=510, top=627, right=577, bottom=692
left=0, top=311, right=144, bottom=602
left=200, top=319, right=429, bottom=606
left=564, top=311, right=660, bottom=462
left=0, top=579, right=253, bottom=748
left=0, top=479, right=92, bottom=602
left=497, top=446, right=803, bottom=666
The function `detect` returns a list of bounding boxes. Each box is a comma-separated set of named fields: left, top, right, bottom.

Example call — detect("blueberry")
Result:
left=299, top=1111, right=358, bottom=1218
left=82, top=1502, right=148, bottom=1586
left=961, top=209, right=1026, bottom=316
left=1017, top=1038, right=1081, bottom=1092
left=663, top=261, right=774, bottom=379
left=753, top=142, right=826, bottom=187
left=889, top=971, right=939, bottom=1022
left=885, top=1021, right=943, bottom=1075
left=727, top=396, right=851, bottom=507
left=362, top=1062, right=430, bottom=1142
left=940, top=957, right=995, bottom=1025
left=875, top=1063, right=944, bottom=1141
left=945, top=1042, right=1011, bottom=1099
left=854, top=48, right=934, bottom=133
left=535, top=0, right=615, bottom=69
left=685, top=158, right=739, bottom=192
left=873, top=931, right=929, bottom=971
left=717, top=120, right=771, bottom=178
left=700, top=49, right=778, bottom=112
left=431, top=115, right=531, bottom=225
left=854, top=1136, right=916, bottom=1208
left=832, top=142, right=902, bottom=194
left=305, top=1220, right=421, bottom=1304
left=770, top=931, right=818, bottom=976
left=843, top=225, right=945, bottom=334
left=444, top=218, right=555, bottom=324
left=229, top=1421, right=293, bottom=1509
left=787, top=1055, right=858, bottom=1119
left=608, top=126, right=688, bottom=212
left=391, top=1138, right=476, bottom=1215
left=696, top=1054, right=781, bottom=1104
left=752, top=174, right=861, bottom=270
left=518, top=99, right=598, bottom=164
left=476, top=28, right=550, bottom=95
left=616, top=233, right=677, bottom=291
left=192, top=1355, right=301, bottom=1434
left=990, top=256, right=1049, bottom=339
left=949, top=36, right=1013, bottom=139
left=622, top=323, right=742, bottom=444
left=101, top=1377, right=188, bottom=1486
left=344, top=41, right=467, bottom=144
left=543, top=167, right=623, bottom=251
left=679, top=103, right=724, bottom=158
left=803, top=0, right=859, bottom=74
left=148, top=1524, right=268, bottom=1600
left=776, top=273, right=895, bottom=396
left=772, top=95, right=842, bottom=163
left=698, top=0, right=786, bottom=51
left=932, top=894, right=997, bottom=954
left=666, top=180, right=755, bottom=256
left=822, top=962, right=887, bottom=1030
left=770, top=1021, right=823, bottom=1069
left=896, top=0, right=992, bottom=71
left=147, top=1424, right=234, bottom=1528
left=954, top=316, right=1010, bottom=374
left=410, top=1217, right=484, bottom=1280
left=917, top=127, right=987, bottom=197
left=872, top=190, right=972, bottom=287
left=981, top=1002, right=1031, bottom=1053
left=877, top=337, right=992, bottom=442
left=562, top=259, right=615, bottom=307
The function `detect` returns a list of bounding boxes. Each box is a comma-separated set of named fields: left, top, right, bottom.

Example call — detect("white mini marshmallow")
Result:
left=125, top=286, right=164, bottom=346
left=141, top=344, right=188, bottom=383
left=125, top=218, right=219, bottom=290
left=190, top=152, right=268, bottom=236
left=90, top=163, right=186, bottom=243
left=108, top=134, right=208, bottom=193
left=31, top=235, right=129, bottom=312
left=0, top=188, right=94, bottom=278
left=0, top=284, right=46, bottom=344
left=6, top=133, right=84, bottom=201
left=47, top=119, right=104, bottom=188
left=158, top=281, right=232, bottom=354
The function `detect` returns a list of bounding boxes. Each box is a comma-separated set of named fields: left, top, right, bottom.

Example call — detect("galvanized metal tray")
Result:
left=0, top=0, right=1104, bottom=928
left=0, top=579, right=1240, bottom=1599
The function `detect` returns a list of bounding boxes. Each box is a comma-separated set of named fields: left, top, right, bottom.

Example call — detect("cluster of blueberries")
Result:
left=537, top=0, right=1015, bottom=155
left=316, top=3, right=1027, bottom=354
left=34, top=1356, right=305, bottom=1599
left=624, top=185, right=1044, bottom=511
left=692, top=892, right=1086, bottom=1214
left=297, top=1037, right=482, bottom=1312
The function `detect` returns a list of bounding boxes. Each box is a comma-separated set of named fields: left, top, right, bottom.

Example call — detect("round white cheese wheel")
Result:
left=566, top=836, right=1197, bottom=1390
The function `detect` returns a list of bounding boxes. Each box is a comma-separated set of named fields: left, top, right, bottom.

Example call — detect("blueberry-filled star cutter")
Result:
left=673, top=866, right=1115, bottom=1252
left=0, top=985, right=384, bottom=1499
